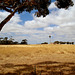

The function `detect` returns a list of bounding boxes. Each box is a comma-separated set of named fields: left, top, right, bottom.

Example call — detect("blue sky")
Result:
left=0, top=0, right=75, bottom=44
left=19, top=0, right=56, bottom=24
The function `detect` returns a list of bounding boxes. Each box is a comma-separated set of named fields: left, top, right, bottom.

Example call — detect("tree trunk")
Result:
left=0, top=2, right=25, bottom=31
left=0, top=9, right=17, bottom=31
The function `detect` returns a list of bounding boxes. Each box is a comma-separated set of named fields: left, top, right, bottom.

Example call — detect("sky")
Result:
left=0, top=0, right=75, bottom=44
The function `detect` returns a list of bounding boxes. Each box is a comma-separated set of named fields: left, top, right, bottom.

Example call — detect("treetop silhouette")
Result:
left=0, top=0, right=74, bottom=31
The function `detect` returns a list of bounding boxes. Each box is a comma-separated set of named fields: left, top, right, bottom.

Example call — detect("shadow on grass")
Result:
left=0, top=61, right=75, bottom=75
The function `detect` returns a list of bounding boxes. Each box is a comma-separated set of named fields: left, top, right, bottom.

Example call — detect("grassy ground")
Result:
left=0, top=44, right=75, bottom=75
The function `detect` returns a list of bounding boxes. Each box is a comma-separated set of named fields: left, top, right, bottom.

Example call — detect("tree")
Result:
left=4, top=37, right=8, bottom=41
left=72, top=42, right=74, bottom=45
left=3, top=37, right=8, bottom=44
left=41, top=42, right=48, bottom=44
left=21, top=39, right=28, bottom=44
left=13, top=41, right=18, bottom=44
left=67, top=42, right=70, bottom=44
left=0, top=0, right=74, bottom=31
left=54, top=41, right=60, bottom=44
left=9, top=36, right=14, bottom=44
left=0, top=37, right=3, bottom=44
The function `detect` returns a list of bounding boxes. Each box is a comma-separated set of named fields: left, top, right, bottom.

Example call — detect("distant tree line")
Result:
left=54, top=41, right=74, bottom=45
left=41, top=42, right=48, bottom=44
left=0, top=37, right=28, bottom=45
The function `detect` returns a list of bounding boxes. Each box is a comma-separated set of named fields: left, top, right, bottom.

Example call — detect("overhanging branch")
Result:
left=0, top=6, right=13, bottom=13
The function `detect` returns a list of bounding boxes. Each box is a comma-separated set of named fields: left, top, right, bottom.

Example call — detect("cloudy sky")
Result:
left=0, top=0, right=75, bottom=44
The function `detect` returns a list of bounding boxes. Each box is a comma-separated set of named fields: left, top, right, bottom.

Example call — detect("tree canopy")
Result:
left=0, top=0, right=74, bottom=31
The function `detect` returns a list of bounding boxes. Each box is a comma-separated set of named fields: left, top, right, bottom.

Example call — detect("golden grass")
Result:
left=0, top=44, right=75, bottom=65
left=0, top=44, right=75, bottom=74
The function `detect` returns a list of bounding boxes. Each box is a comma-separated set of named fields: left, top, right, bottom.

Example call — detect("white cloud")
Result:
left=48, top=2, right=57, bottom=9
left=0, top=0, right=75, bottom=44
left=0, top=12, right=9, bottom=22
left=0, top=12, right=23, bottom=32
left=24, top=16, right=49, bottom=29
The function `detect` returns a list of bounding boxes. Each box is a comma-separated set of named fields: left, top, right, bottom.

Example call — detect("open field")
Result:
left=0, top=44, right=75, bottom=75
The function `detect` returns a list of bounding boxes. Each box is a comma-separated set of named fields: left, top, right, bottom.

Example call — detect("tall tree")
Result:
left=0, top=0, right=74, bottom=31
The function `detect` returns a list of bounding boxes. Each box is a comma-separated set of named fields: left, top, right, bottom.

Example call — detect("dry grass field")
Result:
left=0, top=44, right=75, bottom=75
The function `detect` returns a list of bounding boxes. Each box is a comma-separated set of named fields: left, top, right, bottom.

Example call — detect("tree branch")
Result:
left=0, top=6, right=13, bottom=13
left=0, top=6, right=19, bottom=31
